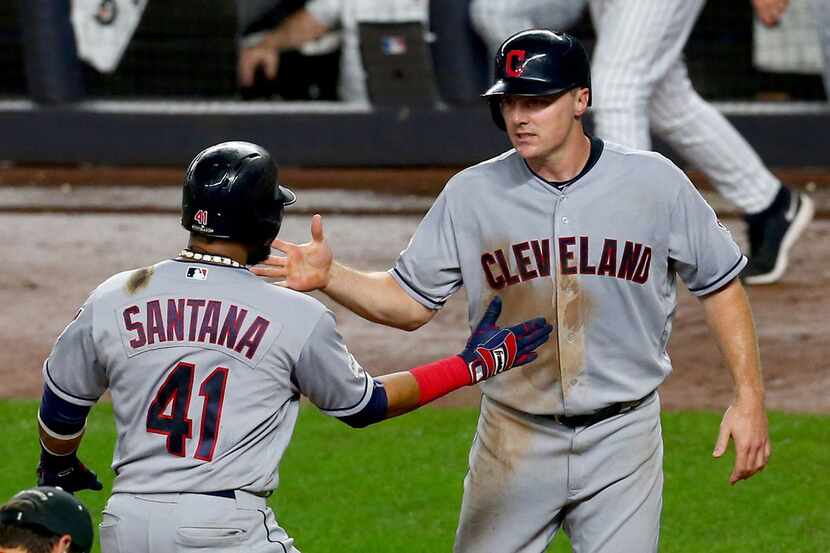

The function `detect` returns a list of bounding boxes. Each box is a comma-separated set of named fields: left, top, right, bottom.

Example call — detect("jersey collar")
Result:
left=522, top=135, right=605, bottom=191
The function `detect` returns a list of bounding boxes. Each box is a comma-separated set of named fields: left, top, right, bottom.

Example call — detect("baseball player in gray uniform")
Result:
left=587, top=0, right=814, bottom=284
left=255, top=31, right=771, bottom=552
left=34, top=141, right=552, bottom=553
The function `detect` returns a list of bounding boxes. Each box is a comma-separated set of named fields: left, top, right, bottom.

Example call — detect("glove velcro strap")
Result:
left=409, top=355, right=471, bottom=406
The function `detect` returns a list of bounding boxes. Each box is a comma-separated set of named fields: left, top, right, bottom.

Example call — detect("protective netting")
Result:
left=4, top=1, right=826, bottom=101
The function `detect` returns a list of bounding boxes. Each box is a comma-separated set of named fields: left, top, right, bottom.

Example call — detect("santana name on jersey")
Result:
left=121, top=297, right=270, bottom=359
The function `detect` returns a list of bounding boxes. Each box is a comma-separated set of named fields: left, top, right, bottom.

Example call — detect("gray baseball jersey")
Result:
left=43, top=259, right=374, bottom=495
left=392, top=138, right=746, bottom=416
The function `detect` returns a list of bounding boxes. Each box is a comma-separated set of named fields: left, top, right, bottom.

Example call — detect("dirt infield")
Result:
left=3, top=208, right=828, bottom=412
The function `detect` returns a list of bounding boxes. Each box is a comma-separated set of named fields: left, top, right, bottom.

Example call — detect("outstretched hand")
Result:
left=252, top=214, right=334, bottom=291
left=460, top=297, right=553, bottom=383
left=712, top=399, right=771, bottom=485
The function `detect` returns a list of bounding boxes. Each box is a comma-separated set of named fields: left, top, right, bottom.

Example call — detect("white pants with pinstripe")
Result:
left=588, top=0, right=780, bottom=214
left=812, top=0, right=830, bottom=96
left=99, top=491, right=300, bottom=553
left=469, top=0, right=588, bottom=61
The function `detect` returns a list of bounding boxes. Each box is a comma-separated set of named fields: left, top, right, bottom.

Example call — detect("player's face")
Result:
left=500, top=90, right=587, bottom=163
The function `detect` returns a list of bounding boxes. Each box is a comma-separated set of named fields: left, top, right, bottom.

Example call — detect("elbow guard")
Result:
left=338, top=380, right=389, bottom=428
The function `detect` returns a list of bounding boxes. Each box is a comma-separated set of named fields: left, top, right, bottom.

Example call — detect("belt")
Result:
left=202, top=490, right=235, bottom=499
left=200, top=490, right=273, bottom=499
left=548, top=391, right=655, bottom=429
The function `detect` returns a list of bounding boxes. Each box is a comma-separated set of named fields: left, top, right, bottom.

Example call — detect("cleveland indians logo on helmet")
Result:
left=504, top=49, right=527, bottom=78
left=194, top=209, right=209, bottom=227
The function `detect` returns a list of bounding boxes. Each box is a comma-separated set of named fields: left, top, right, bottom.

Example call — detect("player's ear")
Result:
left=56, top=534, right=72, bottom=553
left=573, top=88, right=589, bottom=117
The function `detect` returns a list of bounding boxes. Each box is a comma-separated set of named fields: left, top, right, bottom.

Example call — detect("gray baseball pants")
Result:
left=100, top=489, right=300, bottom=553
left=454, top=392, right=663, bottom=552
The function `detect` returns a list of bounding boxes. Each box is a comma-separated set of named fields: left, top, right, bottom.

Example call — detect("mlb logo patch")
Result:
left=381, top=35, right=407, bottom=55
left=186, top=266, right=209, bottom=280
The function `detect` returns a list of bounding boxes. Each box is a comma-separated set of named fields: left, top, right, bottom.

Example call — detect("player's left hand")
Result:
left=37, top=451, right=104, bottom=494
left=712, top=398, right=771, bottom=485
left=460, top=297, right=553, bottom=383
left=253, top=214, right=334, bottom=291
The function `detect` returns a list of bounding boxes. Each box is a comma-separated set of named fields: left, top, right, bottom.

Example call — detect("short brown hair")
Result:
left=0, top=523, right=61, bottom=553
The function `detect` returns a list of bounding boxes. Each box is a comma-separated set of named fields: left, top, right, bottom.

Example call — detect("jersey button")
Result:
left=562, top=216, right=569, bottom=223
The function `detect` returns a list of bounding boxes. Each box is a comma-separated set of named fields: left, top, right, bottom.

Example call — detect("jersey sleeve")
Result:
left=293, top=309, right=374, bottom=417
left=42, top=300, right=107, bottom=407
left=668, top=178, right=747, bottom=296
left=305, top=0, right=341, bottom=28
left=391, top=191, right=462, bottom=309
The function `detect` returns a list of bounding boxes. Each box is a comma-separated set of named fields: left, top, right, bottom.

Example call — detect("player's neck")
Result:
left=526, top=131, right=591, bottom=183
left=186, top=238, right=249, bottom=266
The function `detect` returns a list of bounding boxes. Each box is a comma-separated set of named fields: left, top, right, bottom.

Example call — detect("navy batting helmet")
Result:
left=482, top=29, right=592, bottom=130
left=181, top=141, right=296, bottom=245
left=0, top=487, right=93, bottom=553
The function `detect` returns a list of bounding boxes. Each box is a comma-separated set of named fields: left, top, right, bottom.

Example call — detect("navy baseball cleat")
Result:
left=741, top=186, right=814, bottom=285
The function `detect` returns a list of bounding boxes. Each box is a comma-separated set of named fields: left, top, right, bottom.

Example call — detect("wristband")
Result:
left=409, top=355, right=471, bottom=406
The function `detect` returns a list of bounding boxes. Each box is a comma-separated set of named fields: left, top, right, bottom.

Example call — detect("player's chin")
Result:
left=513, top=142, right=541, bottom=159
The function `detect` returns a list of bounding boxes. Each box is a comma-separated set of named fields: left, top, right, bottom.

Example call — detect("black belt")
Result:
left=200, top=490, right=273, bottom=499
left=202, top=490, right=236, bottom=499
left=548, top=391, right=655, bottom=429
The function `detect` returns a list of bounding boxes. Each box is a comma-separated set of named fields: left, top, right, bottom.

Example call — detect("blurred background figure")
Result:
left=810, top=0, right=830, bottom=97
left=236, top=0, right=341, bottom=100
left=753, top=0, right=826, bottom=100
left=469, top=0, right=586, bottom=62
left=0, top=487, right=93, bottom=553
left=587, top=0, right=813, bottom=284
left=237, top=0, right=428, bottom=103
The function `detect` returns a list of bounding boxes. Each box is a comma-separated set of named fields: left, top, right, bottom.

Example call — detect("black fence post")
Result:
left=18, top=0, right=84, bottom=104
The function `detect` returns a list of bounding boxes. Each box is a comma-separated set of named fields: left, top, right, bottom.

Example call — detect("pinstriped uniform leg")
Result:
left=470, top=0, right=587, bottom=61
left=588, top=0, right=705, bottom=150
left=811, top=0, right=830, bottom=96
left=649, top=61, right=780, bottom=213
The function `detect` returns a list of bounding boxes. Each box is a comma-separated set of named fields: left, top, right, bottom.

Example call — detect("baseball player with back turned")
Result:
left=34, top=141, right=552, bottom=553
left=255, top=31, right=771, bottom=552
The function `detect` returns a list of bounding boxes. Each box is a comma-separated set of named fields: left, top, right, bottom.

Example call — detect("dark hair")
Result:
left=0, top=523, right=61, bottom=553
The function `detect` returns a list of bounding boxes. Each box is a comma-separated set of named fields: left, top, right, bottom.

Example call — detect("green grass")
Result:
left=1, top=400, right=827, bottom=552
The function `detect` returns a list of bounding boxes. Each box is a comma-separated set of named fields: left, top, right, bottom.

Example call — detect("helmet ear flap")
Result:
left=488, top=99, right=506, bottom=131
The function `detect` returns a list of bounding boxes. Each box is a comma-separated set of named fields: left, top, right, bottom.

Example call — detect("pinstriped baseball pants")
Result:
left=469, top=0, right=588, bottom=61
left=588, top=0, right=780, bottom=214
